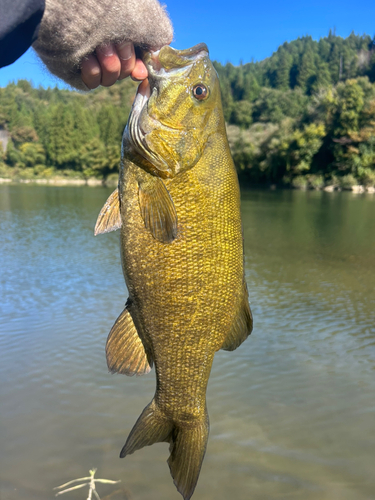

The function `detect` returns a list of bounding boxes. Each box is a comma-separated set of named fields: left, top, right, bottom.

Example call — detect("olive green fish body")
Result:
left=95, top=44, right=252, bottom=500
left=121, top=140, right=244, bottom=414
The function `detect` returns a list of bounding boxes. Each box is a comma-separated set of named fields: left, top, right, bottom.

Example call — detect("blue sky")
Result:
left=1, top=0, right=374, bottom=88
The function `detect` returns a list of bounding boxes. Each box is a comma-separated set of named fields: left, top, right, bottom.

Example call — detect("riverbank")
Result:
left=0, top=176, right=118, bottom=187
left=1, top=175, right=374, bottom=193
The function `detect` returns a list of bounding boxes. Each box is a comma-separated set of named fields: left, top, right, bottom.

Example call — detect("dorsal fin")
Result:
left=94, top=188, right=122, bottom=236
left=106, top=305, right=152, bottom=376
left=138, top=176, right=178, bottom=244
left=221, top=283, right=253, bottom=351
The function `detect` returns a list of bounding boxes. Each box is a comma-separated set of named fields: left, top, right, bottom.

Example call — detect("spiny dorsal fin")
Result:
left=221, top=283, right=253, bottom=351
left=138, top=176, right=178, bottom=244
left=106, top=306, right=152, bottom=376
left=94, top=188, right=121, bottom=236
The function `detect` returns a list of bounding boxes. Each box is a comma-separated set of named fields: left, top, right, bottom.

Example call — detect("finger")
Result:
left=96, top=44, right=121, bottom=87
left=116, top=41, right=136, bottom=80
left=81, top=54, right=102, bottom=89
left=131, top=59, right=148, bottom=81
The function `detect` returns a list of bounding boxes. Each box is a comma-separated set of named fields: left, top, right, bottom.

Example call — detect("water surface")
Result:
left=0, top=185, right=374, bottom=500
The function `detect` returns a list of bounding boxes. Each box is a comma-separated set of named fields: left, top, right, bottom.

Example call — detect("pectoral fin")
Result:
left=106, top=305, right=152, bottom=376
left=94, top=188, right=122, bottom=235
left=138, top=176, right=178, bottom=243
left=221, top=284, right=253, bottom=351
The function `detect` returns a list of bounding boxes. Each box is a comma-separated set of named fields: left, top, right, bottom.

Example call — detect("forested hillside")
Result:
left=1, top=32, right=375, bottom=188
left=0, top=78, right=137, bottom=182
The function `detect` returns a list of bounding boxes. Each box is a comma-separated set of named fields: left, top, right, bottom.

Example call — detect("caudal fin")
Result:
left=168, top=413, right=209, bottom=500
left=120, top=399, right=209, bottom=500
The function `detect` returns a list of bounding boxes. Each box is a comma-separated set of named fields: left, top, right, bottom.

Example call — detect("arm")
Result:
left=0, top=0, right=45, bottom=67
left=32, top=0, right=173, bottom=90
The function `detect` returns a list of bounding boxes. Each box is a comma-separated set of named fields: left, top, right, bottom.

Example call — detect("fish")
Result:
left=94, top=43, right=253, bottom=500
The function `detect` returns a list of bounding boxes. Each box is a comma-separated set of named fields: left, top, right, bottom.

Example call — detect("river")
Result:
left=0, top=184, right=374, bottom=500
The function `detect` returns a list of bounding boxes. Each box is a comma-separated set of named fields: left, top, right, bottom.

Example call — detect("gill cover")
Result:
left=124, top=43, right=223, bottom=179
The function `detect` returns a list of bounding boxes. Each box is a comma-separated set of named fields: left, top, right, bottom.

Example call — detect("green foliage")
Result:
left=287, top=123, right=326, bottom=175
left=231, top=100, right=253, bottom=128
left=307, top=174, right=325, bottom=189
left=11, top=125, right=38, bottom=146
left=291, top=176, right=308, bottom=189
left=252, top=88, right=309, bottom=123
left=0, top=77, right=137, bottom=180
left=358, top=167, right=375, bottom=186
left=0, top=32, right=374, bottom=186
left=339, top=174, right=357, bottom=189
left=216, top=32, right=375, bottom=187
left=0, top=141, right=5, bottom=175
left=17, top=142, right=46, bottom=169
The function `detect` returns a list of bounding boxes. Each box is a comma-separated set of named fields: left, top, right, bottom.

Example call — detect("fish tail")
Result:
left=120, top=399, right=172, bottom=456
left=120, top=399, right=209, bottom=500
left=167, top=411, right=209, bottom=500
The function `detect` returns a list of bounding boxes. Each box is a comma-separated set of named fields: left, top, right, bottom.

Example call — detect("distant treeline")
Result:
left=1, top=32, right=375, bottom=188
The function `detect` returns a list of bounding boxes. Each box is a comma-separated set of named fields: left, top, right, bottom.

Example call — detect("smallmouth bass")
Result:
left=95, top=43, right=252, bottom=500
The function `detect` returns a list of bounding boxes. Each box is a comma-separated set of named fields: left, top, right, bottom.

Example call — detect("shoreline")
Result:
left=0, top=177, right=117, bottom=187
left=0, top=177, right=374, bottom=193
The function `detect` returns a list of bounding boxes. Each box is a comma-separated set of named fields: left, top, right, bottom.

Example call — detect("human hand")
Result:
left=81, top=41, right=148, bottom=89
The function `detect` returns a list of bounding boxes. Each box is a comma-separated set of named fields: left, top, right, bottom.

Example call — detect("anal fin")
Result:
left=106, top=304, right=152, bottom=376
left=221, top=283, right=253, bottom=351
left=138, top=176, right=178, bottom=243
left=94, top=188, right=122, bottom=235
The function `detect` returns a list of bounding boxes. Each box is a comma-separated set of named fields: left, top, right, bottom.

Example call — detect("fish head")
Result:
left=123, top=43, right=224, bottom=178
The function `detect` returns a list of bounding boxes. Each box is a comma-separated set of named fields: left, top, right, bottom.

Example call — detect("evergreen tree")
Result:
left=297, top=50, right=316, bottom=93
left=45, top=104, right=75, bottom=168
left=0, top=32, right=374, bottom=186
left=275, top=51, right=293, bottom=90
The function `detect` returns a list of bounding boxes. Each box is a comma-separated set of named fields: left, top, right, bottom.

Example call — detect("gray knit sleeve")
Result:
left=32, top=0, right=173, bottom=90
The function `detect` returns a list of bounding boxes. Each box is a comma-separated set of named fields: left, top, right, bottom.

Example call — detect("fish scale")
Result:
left=95, top=43, right=252, bottom=500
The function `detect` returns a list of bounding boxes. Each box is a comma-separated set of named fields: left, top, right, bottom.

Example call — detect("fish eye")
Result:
left=192, top=84, right=208, bottom=100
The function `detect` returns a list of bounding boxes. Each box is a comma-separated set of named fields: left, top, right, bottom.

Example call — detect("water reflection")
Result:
left=0, top=185, right=374, bottom=500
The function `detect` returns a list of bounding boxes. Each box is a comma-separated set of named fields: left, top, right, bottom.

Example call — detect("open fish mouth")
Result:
left=145, top=43, right=209, bottom=79
left=131, top=42, right=209, bottom=118
left=124, top=43, right=209, bottom=171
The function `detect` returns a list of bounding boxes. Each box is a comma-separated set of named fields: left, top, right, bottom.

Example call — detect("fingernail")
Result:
left=117, top=41, right=133, bottom=61
left=97, top=44, right=114, bottom=57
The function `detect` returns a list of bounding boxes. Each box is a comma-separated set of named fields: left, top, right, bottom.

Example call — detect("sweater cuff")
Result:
left=32, top=0, right=173, bottom=90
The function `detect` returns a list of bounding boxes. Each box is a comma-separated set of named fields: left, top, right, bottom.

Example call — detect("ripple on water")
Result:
left=0, top=185, right=375, bottom=500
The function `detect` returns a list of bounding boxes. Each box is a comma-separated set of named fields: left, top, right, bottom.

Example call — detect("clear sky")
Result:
left=1, top=0, right=374, bottom=88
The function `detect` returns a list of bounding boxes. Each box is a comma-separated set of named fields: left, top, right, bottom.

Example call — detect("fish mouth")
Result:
left=124, top=44, right=209, bottom=171
left=133, top=42, right=209, bottom=115
left=145, top=43, right=209, bottom=79
left=136, top=43, right=209, bottom=107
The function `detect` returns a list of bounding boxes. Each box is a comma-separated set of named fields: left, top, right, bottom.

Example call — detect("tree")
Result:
left=10, top=126, right=38, bottom=146
left=45, top=104, right=75, bottom=168
left=297, top=50, right=316, bottom=93
left=242, top=73, right=261, bottom=101
left=286, top=123, right=326, bottom=176
left=97, top=105, right=121, bottom=146
left=77, top=137, right=106, bottom=178
left=334, top=79, right=365, bottom=136
left=275, top=51, right=293, bottom=90
left=231, top=101, right=253, bottom=128
left=17, top=142, right=46, bottom=169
